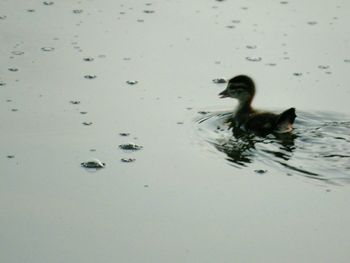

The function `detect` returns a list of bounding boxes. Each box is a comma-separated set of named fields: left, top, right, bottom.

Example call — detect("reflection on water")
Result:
left=195, top=110, right=350, bottom=184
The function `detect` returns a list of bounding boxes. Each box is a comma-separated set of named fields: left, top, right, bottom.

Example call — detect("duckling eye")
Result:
left=235, top=88, right=243, bottom=94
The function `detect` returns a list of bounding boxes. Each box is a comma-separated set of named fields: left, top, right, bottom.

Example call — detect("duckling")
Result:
left=219, top=75, right=296, bottom=135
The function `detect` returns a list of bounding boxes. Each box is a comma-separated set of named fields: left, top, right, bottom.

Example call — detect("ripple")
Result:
left=84, top=75, right=96, bottom=79
left=121, top=158, right=136, bottom=163
left=318, top=65, right=330, bottom=69
left=83, top=57, right=94, bottom=62
left=41, top=47, right=55, bottom=52
left=212, top=78, right=227, bottom=84
left=194, top=110, right=350, bottom=184
left=119, top=143, right=143, bottom=151
left=81, top=159, right=105, bottom=169
left=73, top=9, right=83, bottom=14
left=11, top=51, right=24, bottom=56
left=82, top=122, right=93, bottom=126
left=43, top=1, right=54, bottom=5
left=246, top=56, right=262, bottom=62
left=246, top=45, right=257, bottom=49
left=307, top=21, right=318, bottom=25
left=126, top=80, right=138, bottom=85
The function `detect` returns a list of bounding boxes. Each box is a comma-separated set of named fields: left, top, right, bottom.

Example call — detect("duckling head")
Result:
left=219, top=75, right=255, bottom=102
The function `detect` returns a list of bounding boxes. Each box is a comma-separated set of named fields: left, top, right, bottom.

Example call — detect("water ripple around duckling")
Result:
left=194, top=109, right=350, bottom=185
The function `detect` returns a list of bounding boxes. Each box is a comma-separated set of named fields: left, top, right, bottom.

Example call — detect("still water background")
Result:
left=1, top=0, right=350, bottom=262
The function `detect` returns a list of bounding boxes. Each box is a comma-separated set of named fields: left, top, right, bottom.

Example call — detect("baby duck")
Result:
left=219, top=75, right=296, bottom=135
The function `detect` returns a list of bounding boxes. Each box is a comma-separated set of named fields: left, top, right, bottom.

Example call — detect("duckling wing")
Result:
left=275, top=108, right=296, bottom=133
left=244, top=108, right=296, bottom=134
left=244, top=112, right=280, bottom=133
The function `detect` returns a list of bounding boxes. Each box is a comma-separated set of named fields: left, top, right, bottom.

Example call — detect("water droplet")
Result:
left=84, top=75, right=97, bottom=79
left=280, top=1, right=289, bottom=4
left=41, top=47, right=55, bottom=52
left=126, top=80, right=138, bottom=85
left=293, top=72, right=303, bottom=76
left=70, top=100, right=80, bottom=105
left=246, top=45, right=257, bottom=49
left=212, top=78, right=227, bottom=84
left=7, top=155, right=15, bottom=159
left=246, top=56, right=262, bottom=62
left=80, top=111, right=88, bottom=114
left=137, top=19, right=144, bottom=23
left=318, top=65, right=329, bottom=69
left=307, top=21, right=317, bottom=25
left=73, top=9, right=83, bottom=14
left=119, top=143, right=143, bottom=151
left=344, top=59, right=350, bottom=63
left=11, top=109, right=18, bottom=112
left=226, top=25, right=235, bottom=29
left=143, top=10, right=155, bottom=14
left=27, top=9, right=36, bottom=12
left=119, top=133, right=130, bottom=137
left=232, top=20, right=241, bottom=24
left=82, top=122, right=93, bottom=126
left=123, top=57, right=131, bottom=61
left=8, top=68, right=18, bottom=72
left=0, top=82, right=6, bottom=86
left=43, top=1, right=54, bottom=5
left=83, top=57, right=94, bottom=62
left=0, top=15, right=7, bottom=20
left=121, top=158, right=136, bottom=163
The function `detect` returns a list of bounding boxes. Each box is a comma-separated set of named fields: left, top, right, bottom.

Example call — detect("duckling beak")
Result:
left=219, top=89, right=229, bottom=98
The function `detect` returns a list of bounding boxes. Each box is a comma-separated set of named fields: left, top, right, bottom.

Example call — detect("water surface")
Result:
left=195, top=109, right=350, bottom=184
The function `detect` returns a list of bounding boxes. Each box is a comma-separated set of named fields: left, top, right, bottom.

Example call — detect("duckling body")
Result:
left=219, top=75, right=296, bottom=135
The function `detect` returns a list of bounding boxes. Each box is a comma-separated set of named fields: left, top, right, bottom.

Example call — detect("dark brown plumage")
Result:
left=219, top=75, right=296, bottom=135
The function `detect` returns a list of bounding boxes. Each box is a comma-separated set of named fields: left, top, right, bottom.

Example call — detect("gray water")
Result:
left=1, top=0, right=350, bottom=262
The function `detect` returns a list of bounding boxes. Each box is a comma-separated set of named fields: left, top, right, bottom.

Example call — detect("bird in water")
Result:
left=219, top=75, right=296, bottom=135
